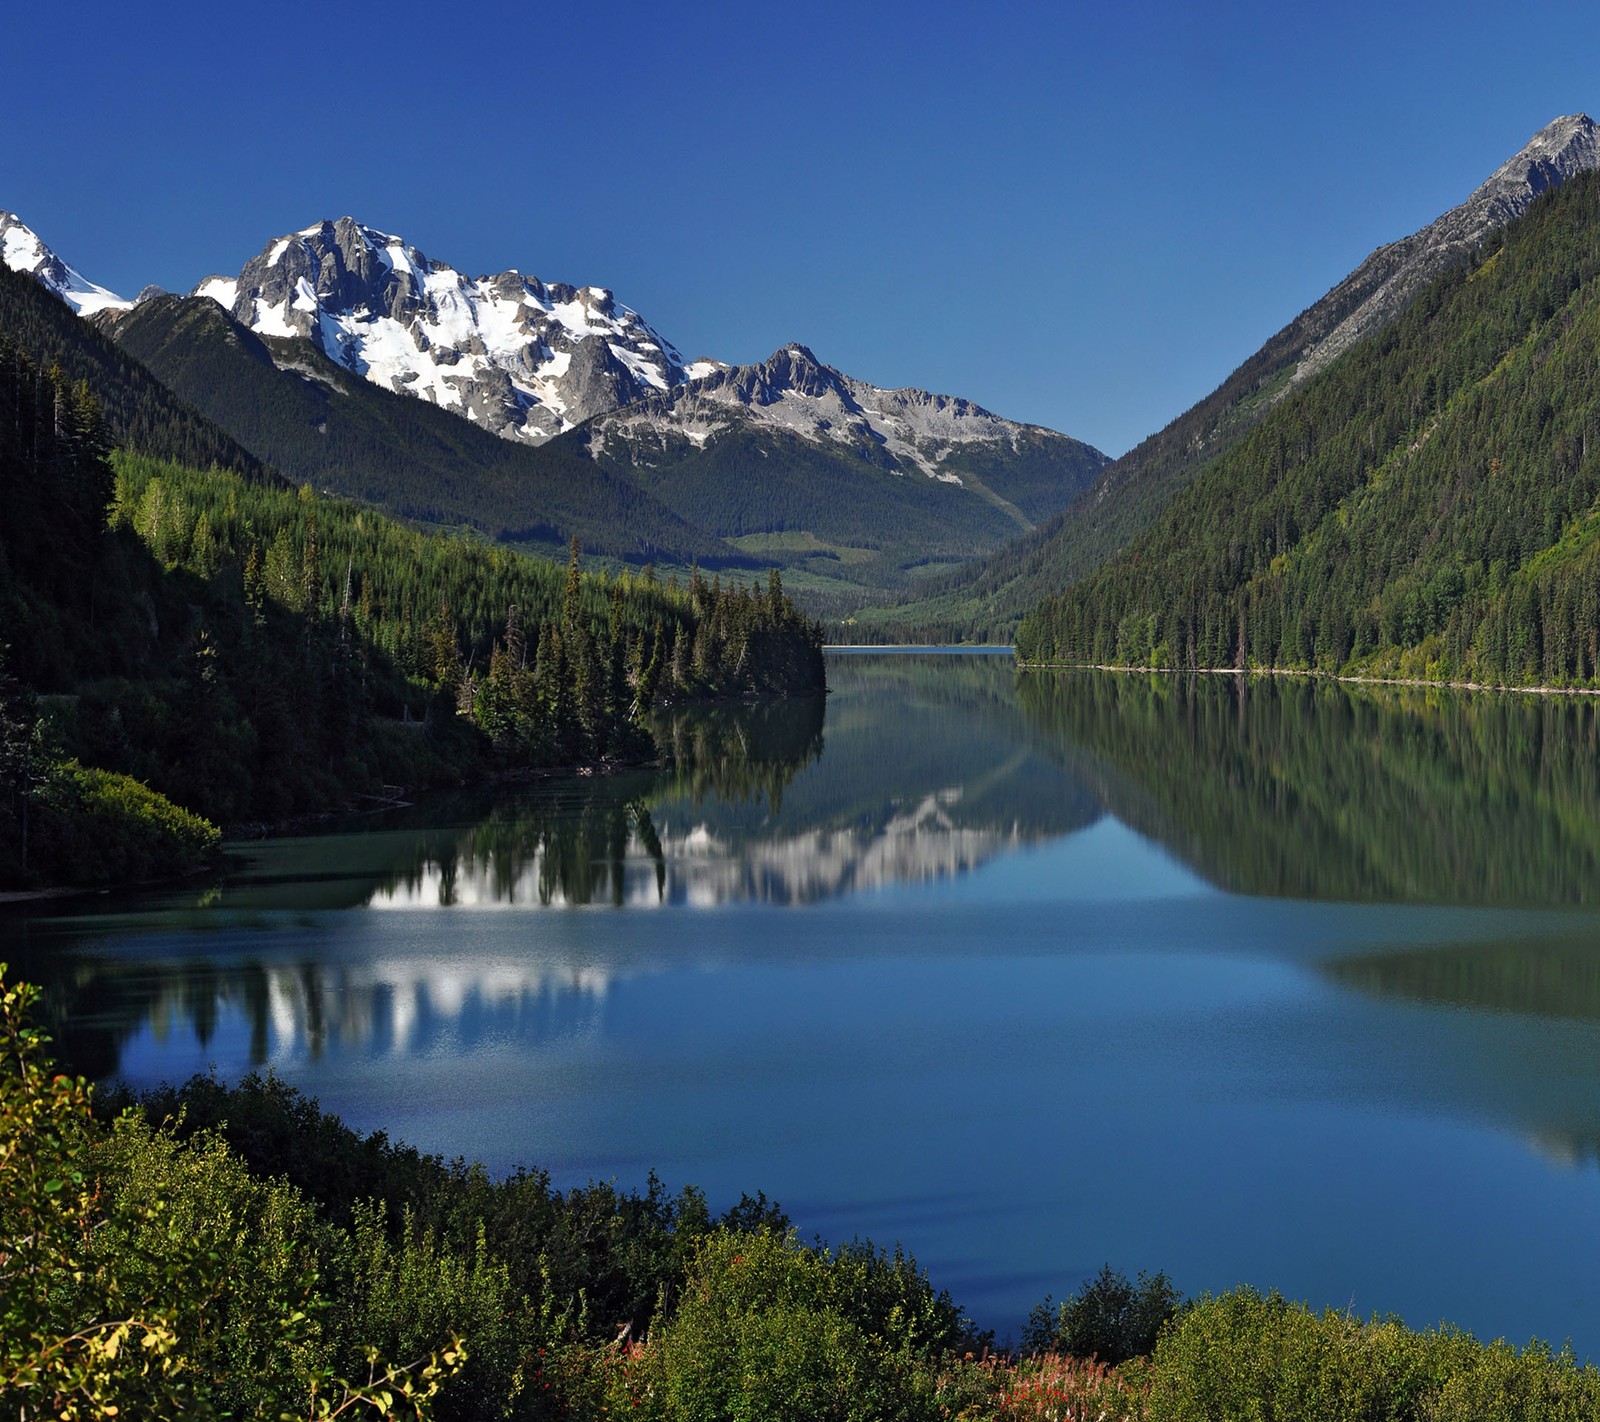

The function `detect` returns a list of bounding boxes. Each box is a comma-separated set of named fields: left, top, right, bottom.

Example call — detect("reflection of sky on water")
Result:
left=24, top=653, right=1600, bottom=1352
left=97, top=878, right=1600, bottom=1353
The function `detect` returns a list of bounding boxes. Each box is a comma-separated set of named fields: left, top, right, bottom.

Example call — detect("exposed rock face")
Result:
left=588, top=341, right=1096, bottom=485
left=0, top=210, right=131, bottom=315
left=191, top=216, right=691, bottom=443
left=1291, top=114, right=1600, bottom=385
left=563, top=334, right=649, bottom=424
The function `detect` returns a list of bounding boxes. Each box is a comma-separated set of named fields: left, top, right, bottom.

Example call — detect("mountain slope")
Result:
left=99, top=292, right=743, bottom=566
left=1016, top=165, right=1600, bottom=688
left=880, top=113, right=1600, bottom=639
left=0, top=261, right=277, bottom=483
left=576, top=343, right=1108, bottom=592
left=4, top=208, right=1110, bottom=596
left=194, top=217, right=697, bottom=444
left=1, top=210, right=132, bottom=316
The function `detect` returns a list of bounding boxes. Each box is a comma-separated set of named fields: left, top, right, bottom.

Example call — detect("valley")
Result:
left=11, top=87, right=1600, bottom=1421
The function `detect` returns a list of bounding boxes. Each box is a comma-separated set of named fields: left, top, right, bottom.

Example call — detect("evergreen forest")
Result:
left=0, top=332, right=823, bottom=888
left=1016, top=170, right=1600, bottom=684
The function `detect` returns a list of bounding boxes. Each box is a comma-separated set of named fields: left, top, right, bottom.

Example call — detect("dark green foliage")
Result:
left=1024, top=1265, right=1184, bottom=1365
left=608, top=1228, right=958, bottom=1422
left=0, top=339, right=118, bottom=684
left=0, top=641, right=218, bottom=889
left=26, top=760, right=219, bottom=886
left=1016, top=671, right=1600, bottom=906
left=0, top=313, right=823, bottom=871
left=105, top=1070, right=791, bottom=1351
left=0, top=263, right=274, bottom=481
left=106, top=295, right=738, bottom=567
left=1017, top=171, right=1600, bottom=686
left=2, top=970, right=463, bottom=1421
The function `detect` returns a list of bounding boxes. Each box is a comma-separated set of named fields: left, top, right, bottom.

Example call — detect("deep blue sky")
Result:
left=6, top=0, right=1599, bottom=456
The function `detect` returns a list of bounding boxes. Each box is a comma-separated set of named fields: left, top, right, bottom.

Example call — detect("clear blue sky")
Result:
left=6, top=0, right=1599, bottom=456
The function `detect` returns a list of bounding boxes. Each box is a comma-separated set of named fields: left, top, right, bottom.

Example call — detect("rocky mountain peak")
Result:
left=0, top=210, right=131, bottom=316
left=191, top=218, right=689, bottom=443
left=1292, top=114, right=1600, bottom=385
left=731, top=343, right=855, bottom=406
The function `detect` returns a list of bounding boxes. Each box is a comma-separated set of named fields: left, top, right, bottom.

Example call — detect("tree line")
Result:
left=0, top=335, right=823, bottom=883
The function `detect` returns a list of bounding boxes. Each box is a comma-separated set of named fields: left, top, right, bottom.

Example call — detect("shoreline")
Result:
left=1016, top=659, right=1600, bottom=699
left=0, top=885, right=97, bottom=905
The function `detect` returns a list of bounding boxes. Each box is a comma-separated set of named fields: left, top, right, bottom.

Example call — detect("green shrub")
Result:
left=613, top=1227, right=947, bottom=1422
left=332, top=1201, right=527, bottom=1422
left=0, top=965, right=460, bottom=1419
left=1141, top=1287, right=1600, bottom=1422
left=29, top=758, right=218, bottom=884
left=1025, top=1264, right=1184, bottom=1364
left=87, top=1114, right=340, bottom=1417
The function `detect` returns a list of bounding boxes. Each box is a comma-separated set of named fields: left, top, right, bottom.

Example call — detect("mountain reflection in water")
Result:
left=16, top=657, right=1600, bottom=1125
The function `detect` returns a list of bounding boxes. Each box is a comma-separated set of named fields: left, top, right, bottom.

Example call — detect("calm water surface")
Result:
left=11, top=652, right=1600, bottom=1347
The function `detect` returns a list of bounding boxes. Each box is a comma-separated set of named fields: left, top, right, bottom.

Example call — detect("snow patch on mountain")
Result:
left=588, top=343, right=1056, bottom=481
left=193, top=217, right=689, bottom=443
left=0, top=211, right=131, bottom=316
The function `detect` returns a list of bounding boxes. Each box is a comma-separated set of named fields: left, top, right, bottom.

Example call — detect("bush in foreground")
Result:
left=1143, top=1287, right=1600, bottom=1422
left=1025, top=1264, right=1184, bottom=1366
left=0, top=965, right=459, bottom=1419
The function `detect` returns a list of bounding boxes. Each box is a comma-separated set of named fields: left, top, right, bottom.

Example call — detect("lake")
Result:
left=9, top=651, right=1600, bottom=1349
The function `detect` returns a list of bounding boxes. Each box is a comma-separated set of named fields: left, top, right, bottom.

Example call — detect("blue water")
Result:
left=14, top=654, right=1600, bottom=1349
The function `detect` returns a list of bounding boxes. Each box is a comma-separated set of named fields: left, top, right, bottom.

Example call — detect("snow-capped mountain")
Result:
left=1292, top=112, right=1600, bottom=385
left=0, top=211, right=131, bottom=316
left=587, top=342, right=1107, bottom=510
left=193, top=217, right=704, bottom=444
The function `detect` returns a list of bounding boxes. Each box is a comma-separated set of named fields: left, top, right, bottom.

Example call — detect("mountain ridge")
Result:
left=572, top=341, right=1109, bottom=593
left=853, top=113, right=1600, bottom=639
left=99, top=290, right=744, bottom=565
left=3, top=206, right=1109, bottom=600
left=191, top=216, right=694, bottom=445
left=1014, top=162, right=1600, bottom=690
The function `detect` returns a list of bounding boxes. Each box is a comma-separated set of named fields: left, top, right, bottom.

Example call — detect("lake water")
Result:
left=10, top=651, right=1600, bottom=1349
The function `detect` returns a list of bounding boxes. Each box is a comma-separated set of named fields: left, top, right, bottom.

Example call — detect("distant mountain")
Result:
left=98, top=292, right=742, bottom=565
left=885, top=113, right=1600, bottom=639
left=193, top=217, right=702, bottom=444
left=575, top=343, right=1108, bottom=590
left=3, top=208, right=1110, bottom=595
left=1, top=210, right=132, bottom=316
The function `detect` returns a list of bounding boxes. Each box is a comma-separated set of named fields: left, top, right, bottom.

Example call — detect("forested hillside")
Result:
left=101, top=293, right=744, bottom=567
left=0, top=264, right=276, bottom=481
left=1017, top=169, right=1600, bottom=686
left=0, top=331, right=822, bottom=886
